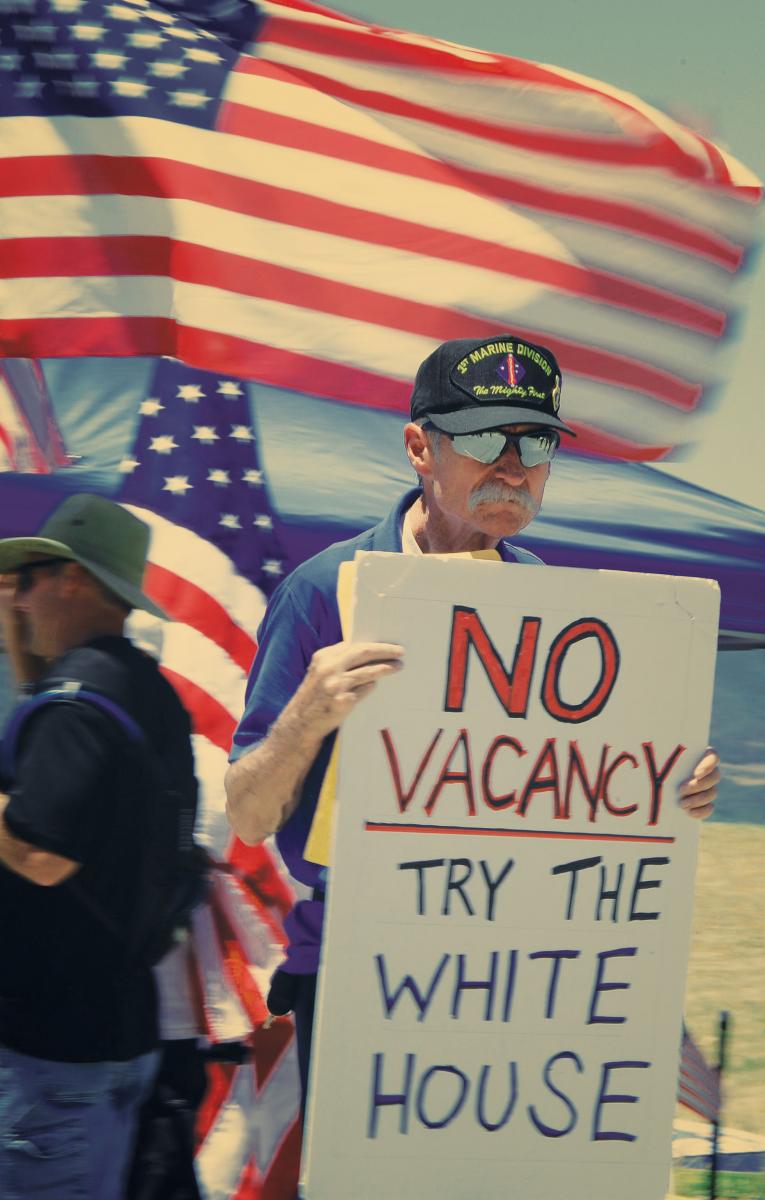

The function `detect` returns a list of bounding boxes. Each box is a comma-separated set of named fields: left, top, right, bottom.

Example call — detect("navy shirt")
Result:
left=231, top=490, right=542, bottom=889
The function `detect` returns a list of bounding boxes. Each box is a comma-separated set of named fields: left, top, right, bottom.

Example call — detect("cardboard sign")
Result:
left=302, top=553, right=719, bottom=1200
left=305, top=550, right=501, bottom=867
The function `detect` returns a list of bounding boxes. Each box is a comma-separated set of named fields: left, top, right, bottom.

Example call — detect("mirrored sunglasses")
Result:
left=443, top=427, right=560, bottom=467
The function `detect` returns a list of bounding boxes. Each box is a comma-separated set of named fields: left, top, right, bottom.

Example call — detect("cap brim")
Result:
left=426, top=406, right=575, bottom=436
left=83, top=557, right=169, bottom=621
left=0, top=536, right=168, bottom=620
left=0, top=536, right=77, bottom=571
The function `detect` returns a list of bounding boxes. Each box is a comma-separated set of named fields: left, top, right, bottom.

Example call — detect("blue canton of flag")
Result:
left=118, top=358, right=285, bottom=591
left=0, top=0, right=262, bottom=128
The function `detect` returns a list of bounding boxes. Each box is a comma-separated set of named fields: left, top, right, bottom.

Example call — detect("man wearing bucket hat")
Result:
left=224, top=335, right=720, bottom=1103
left=0, top=494, right=198, bottom=1200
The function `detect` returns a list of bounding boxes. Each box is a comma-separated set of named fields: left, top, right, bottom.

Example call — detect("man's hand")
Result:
left=0, top=573, right=17, bottom=624
left=225, top=640, right=405, bottom=844
left=678, top=749, right=720, bottom=820
left=294, top=641, right=405, bottom=739
left=0, top=573, right=45, bottom=688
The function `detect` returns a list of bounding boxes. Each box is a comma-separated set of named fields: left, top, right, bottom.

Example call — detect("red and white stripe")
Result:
left=123, top=504, right=302, bottom=1198
left=0, top=0, right=760, bottom=461
left=678, top=1027, right=722, bottom=1124
left=0, top=362, right=65, bottom=473
left=196, top=1017, right=301, bottom=1200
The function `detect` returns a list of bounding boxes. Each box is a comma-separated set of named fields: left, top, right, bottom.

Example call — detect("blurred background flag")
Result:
left=0, top=360, right=67, bottom=472
left=118, top=357, right=286, bottom=748
left=0, top=0, right=761, bottom=462
left=104, top=355, right=303, bottom=1200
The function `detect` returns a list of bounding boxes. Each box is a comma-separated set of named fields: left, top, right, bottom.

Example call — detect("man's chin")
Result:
left=474, top=509, right=535, bottom=539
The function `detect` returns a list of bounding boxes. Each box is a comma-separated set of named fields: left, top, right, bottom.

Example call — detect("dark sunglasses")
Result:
left=15, top=557, right=69, bottom=594
left=438, top=426, right=560, bottom=467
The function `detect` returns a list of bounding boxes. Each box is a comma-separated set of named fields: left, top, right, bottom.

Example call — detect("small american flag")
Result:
left=678, top=1024, right=722, bottom=1124
left=117, top=357, right=301, bottom=1199
left=0, top=0, right=760, bottom=462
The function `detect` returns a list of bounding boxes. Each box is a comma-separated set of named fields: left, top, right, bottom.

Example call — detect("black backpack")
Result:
left=2, top=682, right=209, bottom=967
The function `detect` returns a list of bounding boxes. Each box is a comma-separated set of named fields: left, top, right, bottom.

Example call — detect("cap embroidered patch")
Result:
left=450, top=340, right=554, bottom=406
left=497, top=354, right=525, bottom=387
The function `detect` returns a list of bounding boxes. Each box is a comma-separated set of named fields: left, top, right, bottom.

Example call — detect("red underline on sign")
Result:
left=364, top=822, right=676, bottom=844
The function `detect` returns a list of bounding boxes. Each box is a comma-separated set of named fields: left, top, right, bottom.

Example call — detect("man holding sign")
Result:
left=225, top=335, right=719, bottom=1104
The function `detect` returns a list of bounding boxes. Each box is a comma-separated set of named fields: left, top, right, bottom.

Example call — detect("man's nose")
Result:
left=13, top=584, right=30, bottom=612
left=495, top=441, right=525, bottom=477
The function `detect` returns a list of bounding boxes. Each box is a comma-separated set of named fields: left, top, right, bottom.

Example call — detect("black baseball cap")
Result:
left=410, top=335, right=575, bottom=436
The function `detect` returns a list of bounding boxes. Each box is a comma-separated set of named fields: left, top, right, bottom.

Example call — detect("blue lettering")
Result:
left=528, top=949, right=580, bottom=1018
left=368, top=1052, right=415, bottom=1138
left=416, top=1065, right=470, bottom=1129
left=451, top=951, right=499, bottom=1021
left=374, top=953, right=450, bottom=1021
left=528, top=1051, right=583, bottom=1137
left=587, top=948, right=637, bottom=1024
left=596, top=861, right=625, bottom=922
left=478, top=858, right=514, bottom=921
left=443, top=858, right=475, bottom=916
left=476, top=1061, right=519, bottom=1131
left=592, top=1060, right=650, bottom=1142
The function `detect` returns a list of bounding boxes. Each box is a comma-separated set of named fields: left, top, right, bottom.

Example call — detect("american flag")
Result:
left=118, top=357, right=285, bottom=738
left=0, top=0, right=760, bottom=463
left=117, top=357, right=302, bottom=1199
left=678, top=1024, right=722, bottom=1125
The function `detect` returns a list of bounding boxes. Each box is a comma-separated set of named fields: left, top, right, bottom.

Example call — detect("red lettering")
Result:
left=564, top=741, right=611, bottom=822
left=380, top=728, right=444, bottom=814
left=517, top=738, right=561, bottom=818
left=643, top=742, right=686, bottom=826
left=425, top=729, right=476, bottom=816
left=541, top=619, right=620, bottom=724
left=602, top=752, right=639, bottom=816
left=481, top=736, right=526, bottom=810
left=444, top=607, right=541, bottom=717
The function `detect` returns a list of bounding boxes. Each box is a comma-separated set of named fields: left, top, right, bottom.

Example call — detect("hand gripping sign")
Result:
left=301, top=553, right=719, bottom=1200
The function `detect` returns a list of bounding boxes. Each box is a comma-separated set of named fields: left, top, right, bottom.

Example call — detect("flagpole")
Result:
left=708, top=1010, right=729, bottom=1200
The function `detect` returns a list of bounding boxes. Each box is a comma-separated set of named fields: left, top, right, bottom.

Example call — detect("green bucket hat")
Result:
left=0, top=494, right=167, bottom=619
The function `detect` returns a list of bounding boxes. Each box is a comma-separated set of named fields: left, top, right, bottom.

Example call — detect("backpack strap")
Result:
left=2, top=682, right=146, bottom=779
left=1, top=681, right=157, bottom=948
left=3, top=678, right=204, bottom=965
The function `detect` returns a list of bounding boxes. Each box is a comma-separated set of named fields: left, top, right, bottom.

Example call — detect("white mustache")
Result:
left=467, top=480, right=539, bottom=515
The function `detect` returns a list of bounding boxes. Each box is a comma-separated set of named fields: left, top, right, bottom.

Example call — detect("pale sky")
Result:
left=337, top=0, right=765, bottom=511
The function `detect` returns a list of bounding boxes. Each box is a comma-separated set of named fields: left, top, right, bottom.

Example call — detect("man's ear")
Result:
left=404, top=422, right=434, bottom=478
